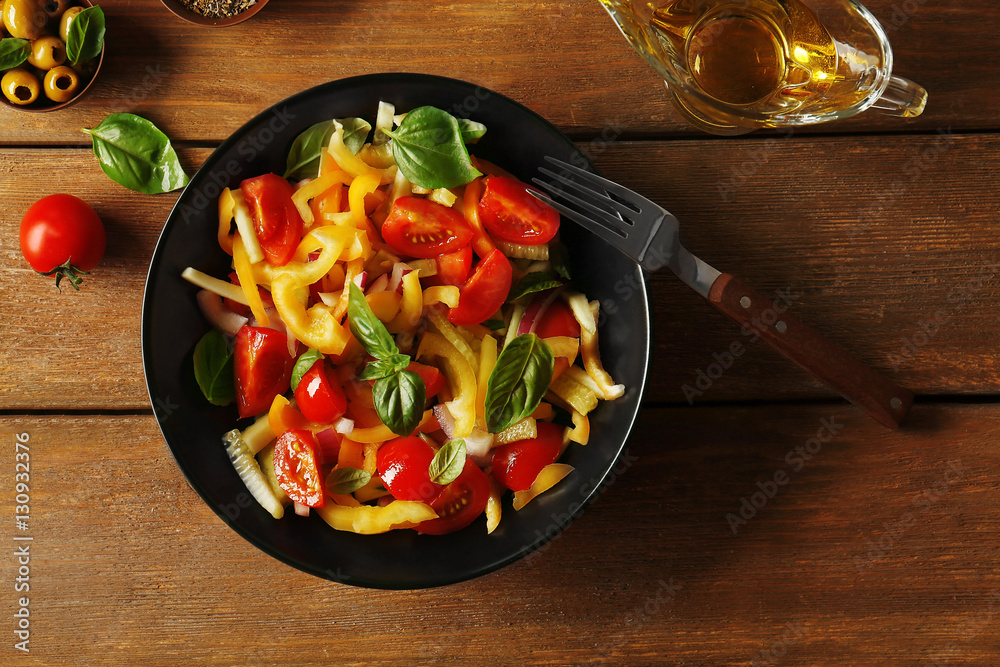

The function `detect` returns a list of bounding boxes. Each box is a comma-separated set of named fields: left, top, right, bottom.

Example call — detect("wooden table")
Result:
left=2, top=1, right=999, bottom=664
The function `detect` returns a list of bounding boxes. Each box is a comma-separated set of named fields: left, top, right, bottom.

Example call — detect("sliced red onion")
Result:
left=334, top=417, right=355, bottom=435
left=433, top=404, right=456, bottom=439
left=516, top=289, right=561, bottom=336
left=315, top=428, right=342, bottom=462
left=293, top=501, right=311, bottom=517
left=433, top=405, right=493, bottom=456
left=353, top=271, right=368, bottom=290
left=366, top=273, right=389, bottom=294
left=195, top=289, right=248, bottom=336
left=389, top=262, right=413, bottom=294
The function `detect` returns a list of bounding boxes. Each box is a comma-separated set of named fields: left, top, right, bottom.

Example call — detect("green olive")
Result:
left=56, top=3, right=80, bottom=42
left=27, top=35, right=65, bottom=70
left=40, top=0, right=69, bottom=19
left=42, top=64, right=77, bottom=102
left=2, top=0, right=46, bottom=41
left=1, top=67, right=40, bottom=105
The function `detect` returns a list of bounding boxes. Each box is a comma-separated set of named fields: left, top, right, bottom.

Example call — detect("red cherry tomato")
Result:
left=19, top=193, right=106, bottom=290
left=273, top=429, right=326, bottom=508
left=427, top=245, right=473, bottom=287
left=534, top=299, right=581, bottom=339
left=406, top=361, right=447, bottom=399
left=418, top=460, right=491, bottom=535
left=491, top=421, right=564, bottom=491
left=447, top=248, right=512, bottom=326
left=477, top=176, right=560, bottom=246
left=381, top=196, right=474, bottom=259
left=376, top=436, right=441, bottom=502
left=234, top=325, right=295, bottom=418
left=294, top=360, right=348, bottom=424
left=240, top=174, right=304, bottom=266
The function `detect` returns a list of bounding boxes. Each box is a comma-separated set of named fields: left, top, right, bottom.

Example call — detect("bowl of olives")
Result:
left=0, top=0, right=105, bottom=111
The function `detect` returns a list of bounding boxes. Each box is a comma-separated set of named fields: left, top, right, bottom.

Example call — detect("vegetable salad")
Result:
left=183, top=102, right=624, bottom=536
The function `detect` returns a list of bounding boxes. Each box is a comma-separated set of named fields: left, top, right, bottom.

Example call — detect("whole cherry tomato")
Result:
left=491, top=421, right=564, bottom=491
left=240, top=174, right=304, bottom=266
left=418, top=460, right=491, bottom=535
left=381, top=196, right=474, bottom=258
left=294, top=359, right=348, bottom=424
left=273, top=429, right=326, bottom=508
left=477, top=176, right=560, bottom=246
left=234, top=325, right=295, bottom=419
left=19, top=193, right=106, bottom=290
left=376, top=436, right=441, bottom=502
left=446, top=248, right=512, bottom=326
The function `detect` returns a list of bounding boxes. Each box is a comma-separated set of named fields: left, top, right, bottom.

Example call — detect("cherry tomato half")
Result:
left=376, top=436, right=441, bottom=502
left=446, top=248, right=512, bottom=326
left=406, top=361, right=447, bottom=399
left=240, top=174, right=304, bottom=266
left=534, top=299, right=581, bottom=339
left=273, top=429, right=326, bottom=508
left=19, top=193, right=105, bottom=290
left=234, top=325, right=295, bottom=419
left=491, top=421, right=564, bottom=491
left=477, top=176, right=560, bottom=246
left=418, top=460, right=491, bottom=535
left=294, top=360, right=348, bottom=425
left=381, top=196, right=474, bottom=259
left=430, top=245, right=473, bottom=286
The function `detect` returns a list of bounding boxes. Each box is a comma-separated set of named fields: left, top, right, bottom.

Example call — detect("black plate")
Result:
left=142, top=73, right=650, bottom=589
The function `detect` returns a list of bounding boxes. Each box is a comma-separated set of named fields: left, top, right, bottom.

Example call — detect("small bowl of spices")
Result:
left=160, top=0, right=269, bottom=26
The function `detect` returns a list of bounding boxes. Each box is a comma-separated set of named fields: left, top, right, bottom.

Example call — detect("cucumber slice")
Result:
left=223, top=429, right=284, bottom=520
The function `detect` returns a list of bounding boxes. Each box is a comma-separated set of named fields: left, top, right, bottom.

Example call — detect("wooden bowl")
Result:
left=159, top=0, right=270, bottom=26
left=0, top=0, right=105, bottom=113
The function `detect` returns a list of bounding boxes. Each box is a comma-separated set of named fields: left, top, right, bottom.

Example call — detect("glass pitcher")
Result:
left=599, top=0, right=928, bottom=135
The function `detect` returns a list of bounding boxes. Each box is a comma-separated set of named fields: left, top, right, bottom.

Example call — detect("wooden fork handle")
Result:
left=707, top=273, right=913, bottom=429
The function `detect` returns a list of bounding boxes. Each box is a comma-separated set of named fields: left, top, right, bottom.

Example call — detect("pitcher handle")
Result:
left=869, top=75, right=928, bottom=118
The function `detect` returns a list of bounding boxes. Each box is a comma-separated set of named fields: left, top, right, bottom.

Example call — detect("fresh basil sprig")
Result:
left=326, top=467, right=371, bottom=495
left=384, top=106, right=482, bottom=189
left=428, top=439, right=466, bottom=485
left=291, top=348, right=324, bottom=390
left=193, top=329, right=235, bottom=406
left=457, top=118, right=487, bottom=144
left=0, top=38, right=29, bottom=71
left=508, top=272, right=564, bottom=302
left=283, top=117, right=371, bottom=180
left=66, top=5, right=105, bottom=65
left=347, top=283, right=426, bottom=436
left=485, top=333, right=554, bottom=433
left=82, top=113, right=190, bottom=194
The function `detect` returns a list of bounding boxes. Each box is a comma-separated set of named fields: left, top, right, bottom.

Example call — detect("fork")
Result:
left=531, top=156, right=913, bottom=429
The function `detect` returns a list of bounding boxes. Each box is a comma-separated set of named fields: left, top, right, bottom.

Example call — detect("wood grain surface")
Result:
left=1, top=0, right=998, bottom=664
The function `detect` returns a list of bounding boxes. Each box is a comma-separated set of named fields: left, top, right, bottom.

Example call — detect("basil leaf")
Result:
left=347, top=282, right=398, bottom=360
left=283, top=120, right=335, bottom=180
left=550, top=244, right=572, bottom=281
left=373, top=370, right=426, bottom=437
left=291, top=348, right=324, bottom=391
left=193, top=329, right=234, bottom=406
left=358, top=354, right=411, bottom=381
left=485, top=334, right=554, bottom=433
left=326, top=467, right=371, bottom=495
left=82, top=113, right=190, bottom=194
left=508, top=272, right=564, bottom=302
left=340, top=117, right=372, bottom=154
left=66, top=5, right=105, bottom=64
left=457, top=118, right=487, bottom=144
left=428, top=439, right=466, bottom=485
left=0, top=38, right=29, bottom=70
left=385, top=106, right=482, bottom=189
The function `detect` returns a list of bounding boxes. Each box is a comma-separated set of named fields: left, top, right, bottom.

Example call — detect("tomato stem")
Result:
left=37, top=259, right=90, bottom=291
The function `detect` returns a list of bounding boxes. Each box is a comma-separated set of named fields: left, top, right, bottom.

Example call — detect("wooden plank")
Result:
left=2, top=133, right=998, bottom=410
left=2, top=403, right=999, bottom=664
left=0, top=0, right=996, bottom=145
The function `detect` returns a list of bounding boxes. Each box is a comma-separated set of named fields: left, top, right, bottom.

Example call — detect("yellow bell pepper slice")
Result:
left=271, top=274, right=350, bottom=355
left=366, top=290, right=402, bottom=323
left=255, top=225, right=355, bottom=288
left=567, top=409, right=590, bottom=445
left=231, top=189, right=265, bottom=264
left=387, top=270, right=423, bottom=333
left=513, top=463, right=574, bottom=511
left=315, top=501, right=437, bottom=534
left=292, top=171, right=354, bottom=226
left=423, top=285, right=461, bottom=309
left=416, top=332, right=477, bottom=438
left=349, top=172, right=381, bottom=228
left=326, top=121, right=397, bottom=185
left=476, top=334, right=498, bottom=421
left=485, top=476, right=503, bottom=535
left=233, top=235, right=270, bottom=326
left=348, top=409, right=437, bottom=444
left=217, top=187, right=236, bottom=255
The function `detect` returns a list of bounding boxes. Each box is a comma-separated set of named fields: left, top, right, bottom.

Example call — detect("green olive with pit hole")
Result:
left=56, top=4, right=80, bottom=42
left=1, top=67, right=40, bottom=105
left=27, top=34, right=65, bottom=70
left=2, top=0, right=46, bottom=40
left=40, top=0, right=69, bottom=19
left=42, top=64, right=77, bottom=102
